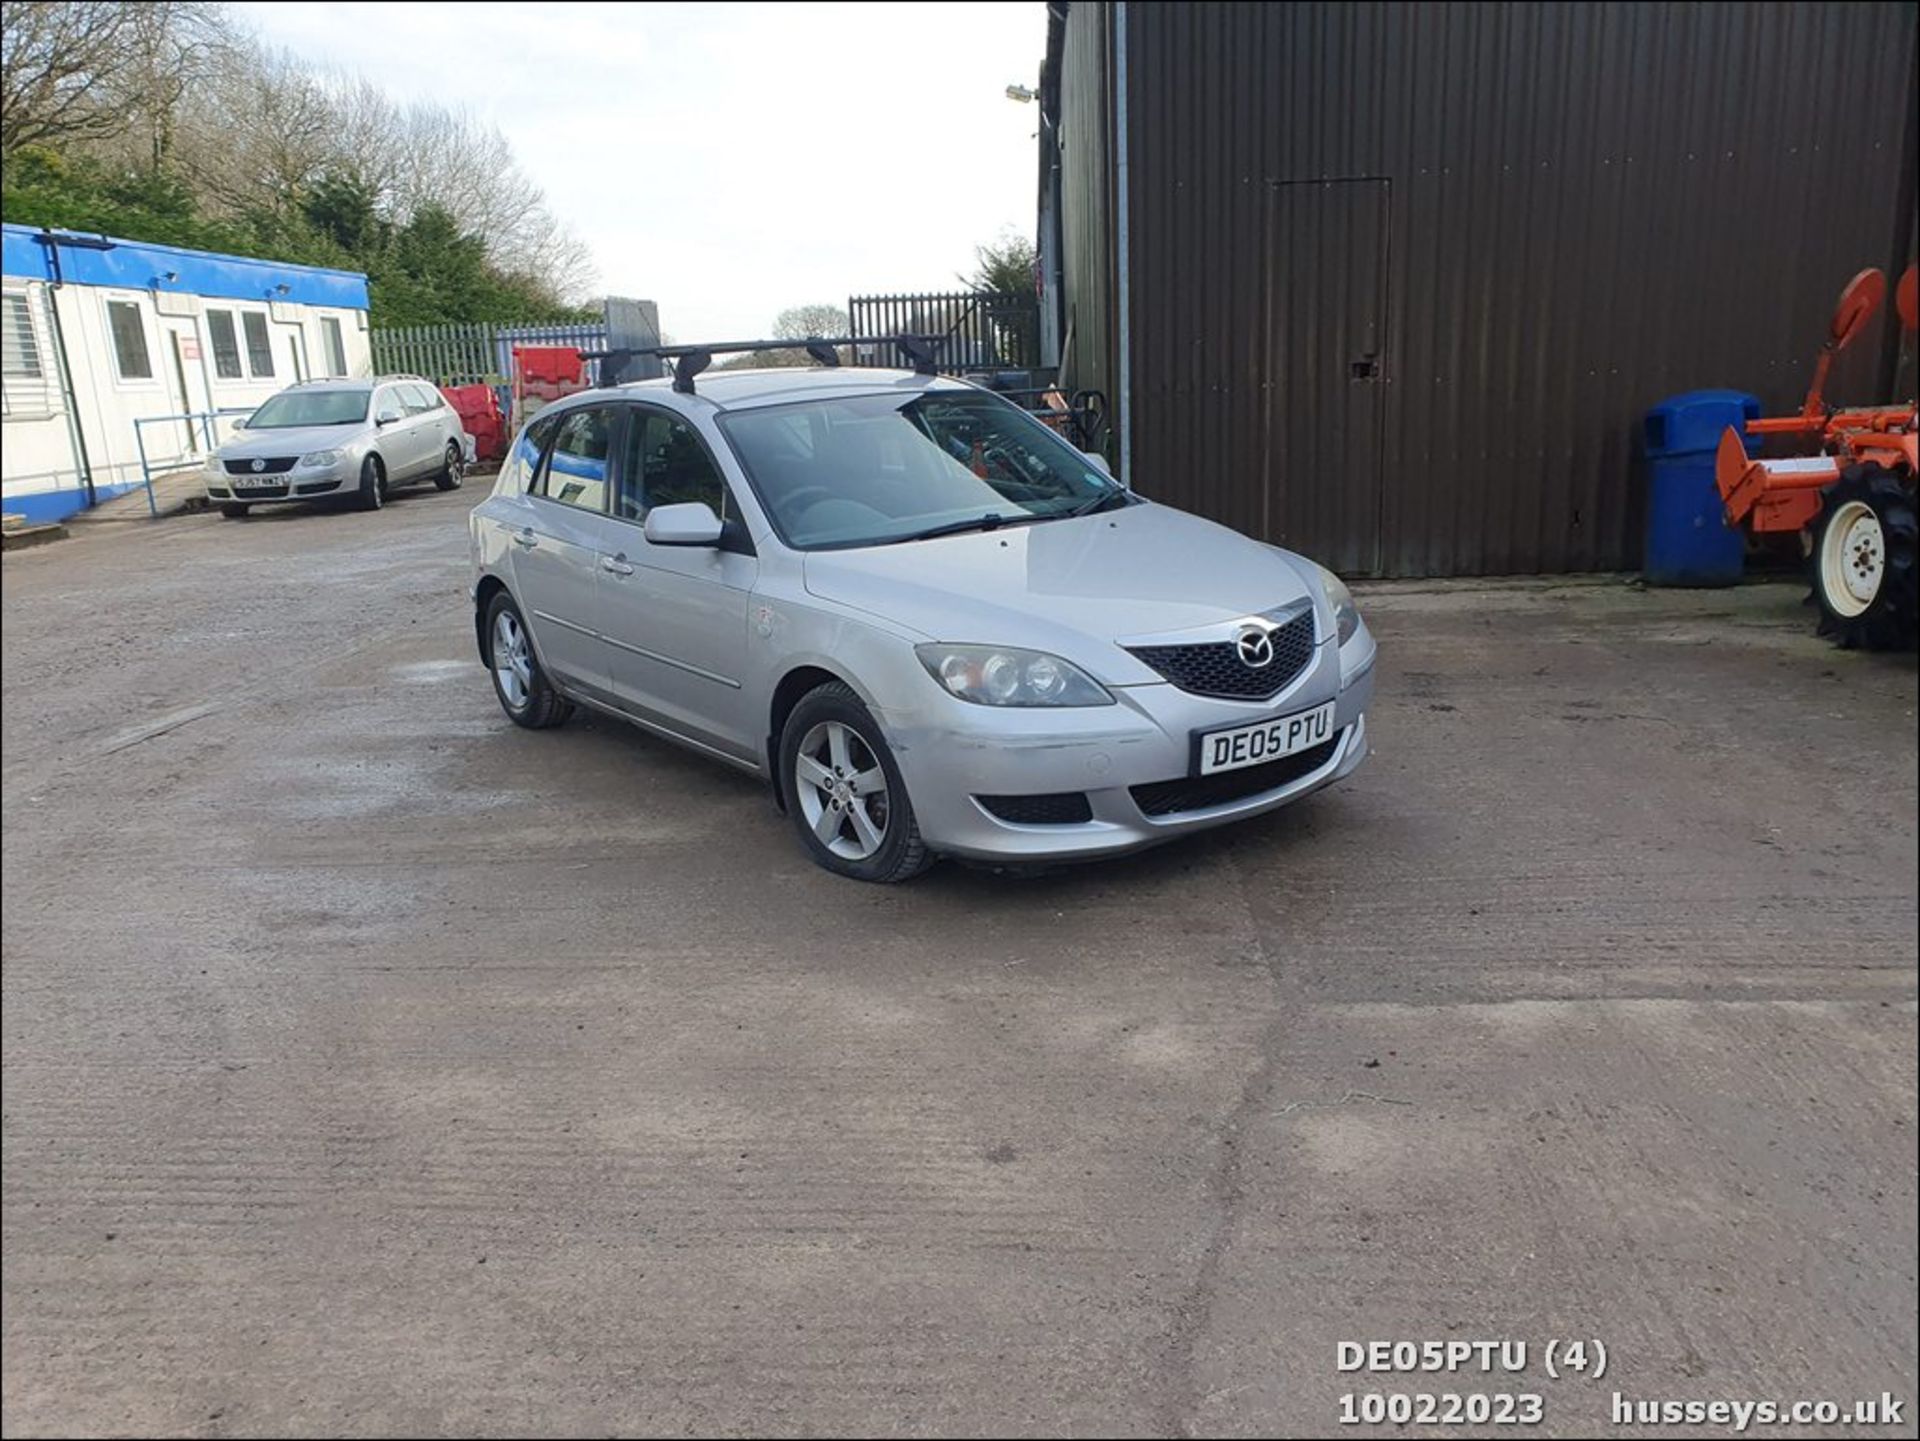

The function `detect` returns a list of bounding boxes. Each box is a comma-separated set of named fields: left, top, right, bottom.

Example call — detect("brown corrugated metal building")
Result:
left=1038, top=1, right=1919, bottom=576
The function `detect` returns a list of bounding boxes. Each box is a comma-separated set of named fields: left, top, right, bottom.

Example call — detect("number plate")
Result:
left=1196, top=700, right=1336, bottom=776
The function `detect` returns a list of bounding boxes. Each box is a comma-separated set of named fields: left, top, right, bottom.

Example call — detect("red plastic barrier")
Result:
left=512, top=346, right=584, bottom=387
left=439, top=383, right=507, bottom=463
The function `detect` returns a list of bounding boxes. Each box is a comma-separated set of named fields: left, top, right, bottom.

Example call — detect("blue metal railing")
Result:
left=130, top=407, right=254, bottom=517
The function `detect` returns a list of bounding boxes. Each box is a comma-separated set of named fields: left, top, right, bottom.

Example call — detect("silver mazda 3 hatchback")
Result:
left=468, top=366, right=1374, bottom=882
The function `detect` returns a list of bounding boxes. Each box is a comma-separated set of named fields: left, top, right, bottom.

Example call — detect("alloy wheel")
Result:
left=793, top=720, right=890, bottom=860
left=493, top=609, right=532, bottom=709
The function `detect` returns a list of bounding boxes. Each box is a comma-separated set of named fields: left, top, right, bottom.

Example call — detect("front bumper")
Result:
left=883, top=637, right=1374, bottom=863
left=206, top=457, right=353, bottom=503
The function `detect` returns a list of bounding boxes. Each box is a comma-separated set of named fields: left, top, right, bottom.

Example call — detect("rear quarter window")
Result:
left=503, top=413, right=560, bottom=494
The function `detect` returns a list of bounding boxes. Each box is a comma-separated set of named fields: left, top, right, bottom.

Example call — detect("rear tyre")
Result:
left=434, top=441, right=465, bottom=491
left=779, top=681, right=932, bottom=883
left=355, top=454, right=386, bottom=512
left=1808, top=462, right=1918, bottom=651
left=485, top=590, right=571, bottom=729
left=219, top=503, right=249, bottom=519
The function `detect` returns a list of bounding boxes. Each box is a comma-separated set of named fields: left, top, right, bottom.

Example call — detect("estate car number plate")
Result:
left=1196, top=700, right=1336, bottom=776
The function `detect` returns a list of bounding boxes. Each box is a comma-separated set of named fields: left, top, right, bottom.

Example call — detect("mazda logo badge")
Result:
left=1236, top=625, right=1275, bottom=668
left=250, top=458, right=265, bottom=472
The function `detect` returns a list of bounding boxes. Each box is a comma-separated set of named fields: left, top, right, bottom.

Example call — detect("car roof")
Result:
left=279, top=376, right=419, bottom=391
left=607, top=366, right=971, bottom=413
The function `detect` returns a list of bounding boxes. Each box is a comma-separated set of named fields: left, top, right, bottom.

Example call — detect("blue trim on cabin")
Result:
left=1, top=224, right=369, bottom=311
left=5, top=477, right=147, bottom=525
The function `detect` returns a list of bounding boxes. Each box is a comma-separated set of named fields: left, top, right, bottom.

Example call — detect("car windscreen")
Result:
left=245, top=390, right=370, bottom=429
left=718, top=390, right=1124, bottom=550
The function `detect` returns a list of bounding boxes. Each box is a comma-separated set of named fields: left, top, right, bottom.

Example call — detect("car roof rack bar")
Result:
left=581, top=334, right=946, bottom=393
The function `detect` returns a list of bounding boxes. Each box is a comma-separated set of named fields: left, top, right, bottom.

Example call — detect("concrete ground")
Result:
left=3, top=488, right=1915, bottom=1439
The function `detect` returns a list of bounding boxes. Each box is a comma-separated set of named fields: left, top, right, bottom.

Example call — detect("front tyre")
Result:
left=485, top=591, right=572, bottom=729
left=780, top=681, right=932, bottom=883
left=355, top=454, right=386, bottom=512
left=1809, top=462, right=1918, bottom=651
left=434, top=441, right=465, bottom=491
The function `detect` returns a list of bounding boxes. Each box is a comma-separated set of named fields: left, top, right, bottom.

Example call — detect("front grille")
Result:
left=1126, top=608, right=1316, bottom=700
left=227, top=482, right=289, bottom=499
left=224, top=456, right=297, bottom=475
left=1131, top=735, right=1341, bottom=818
left=977, top=791, right=1095, bottom=825
left=293, top=479, right=340, bottom=495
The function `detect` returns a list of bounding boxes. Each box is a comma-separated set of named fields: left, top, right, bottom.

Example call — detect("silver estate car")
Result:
left=208, top=376, right=466, bottom=518
left=468, top=367, right=1375, bottom=882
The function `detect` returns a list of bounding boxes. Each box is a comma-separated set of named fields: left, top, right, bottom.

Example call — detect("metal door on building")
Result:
left=163, top=320, right=207, bottom=454
left=1261, top=178, right=1389, bottom=575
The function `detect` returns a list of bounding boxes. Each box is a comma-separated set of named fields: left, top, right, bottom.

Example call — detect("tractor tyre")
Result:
left=1808, top=462, right=1918, bottom=651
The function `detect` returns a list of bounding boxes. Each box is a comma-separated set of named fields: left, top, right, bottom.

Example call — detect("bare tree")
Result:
left=1, top=0, right=219, bottom=152
left=775, top=304, right=850, bottom=341
left=117, top=2, right=232, bottom=168
left=3, top=2, right=597, bottom=307
left=232, top=69, right=597, bottom=297
left=168, top=43, right=337, bottom=214
left=380, top=101, right=594, bottom=298
left=713, top=305, right=853, bottom=368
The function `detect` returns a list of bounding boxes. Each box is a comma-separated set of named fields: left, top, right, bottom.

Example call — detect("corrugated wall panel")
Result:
left=1119, top=0, right=1919, bottom=576
left=1059, top=2, right=1116, bottom=406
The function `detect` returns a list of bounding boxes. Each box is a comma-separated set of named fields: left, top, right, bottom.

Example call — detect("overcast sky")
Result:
left=230, top=1, right=1048, bottom=341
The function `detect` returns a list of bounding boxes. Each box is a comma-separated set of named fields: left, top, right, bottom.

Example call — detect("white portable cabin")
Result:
left=1, top=225, right=371, bottom=523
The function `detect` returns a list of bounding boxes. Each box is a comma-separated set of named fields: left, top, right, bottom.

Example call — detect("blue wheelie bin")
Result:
left=1642, top=389, right=1759, bottom=587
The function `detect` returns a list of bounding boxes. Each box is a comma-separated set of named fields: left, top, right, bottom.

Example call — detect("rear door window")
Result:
left=534, top=406, right=615, bottom=514
left=400, top=383, right=442, bottom=415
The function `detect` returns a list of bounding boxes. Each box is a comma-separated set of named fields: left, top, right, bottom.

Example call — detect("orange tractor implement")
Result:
left=1714, top=263, right=1918, bottom=649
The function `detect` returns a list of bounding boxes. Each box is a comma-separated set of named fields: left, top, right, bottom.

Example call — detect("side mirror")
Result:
left=376, top=408, right=402, bottom=426
left=1084, top=450, right=1113, bottom=478
left=230, top=416, right=247, bottom=430
left=643, top=501, right=724, bottom=547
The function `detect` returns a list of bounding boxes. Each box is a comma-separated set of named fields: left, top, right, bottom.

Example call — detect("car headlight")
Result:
left=915, top=644, right=1114, bottom=707
left=1316, top=564, right=1362, bottom=646
left=298, top=449, right=343, bottom=468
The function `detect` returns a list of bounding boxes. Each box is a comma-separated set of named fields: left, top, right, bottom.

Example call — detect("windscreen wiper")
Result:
left=883, top=512, right=1035, bottom=545
left=1065, top=488, right=1133, bottom=518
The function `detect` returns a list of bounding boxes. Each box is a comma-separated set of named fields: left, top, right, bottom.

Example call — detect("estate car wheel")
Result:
left=485, top=591, right=572, bottom=729
left=355, top=454, right=387, bottom=512
left=779, top=681, right=932, bottom=883
left=219, top=503, right=249, bottom=519
left=435, top=442, right=465, bottom=491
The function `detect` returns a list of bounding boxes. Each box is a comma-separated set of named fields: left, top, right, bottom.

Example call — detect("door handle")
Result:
left=601, top=554, right=635, bottom=576
left=512, top=527, right=537, bottom=548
